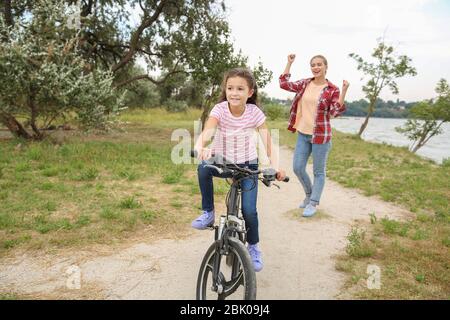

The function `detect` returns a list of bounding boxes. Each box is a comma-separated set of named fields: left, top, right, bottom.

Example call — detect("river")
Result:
left=331, top=117, right=450, bottom=164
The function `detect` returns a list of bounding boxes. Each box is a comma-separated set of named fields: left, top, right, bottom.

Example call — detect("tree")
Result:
left=122, top=65, right=160, bottom=108
left=349, top=39, right=417, bottom=136
left=1, top=0, right=273, bottom=138
left=2, top=1, right=272, bottom=124
left=68, top=0, right=244, bottom=91
left=395, top=79, right=450, bottom=153
left=2, top=1, right=245, bottom=86
left=0, top=0, right=124, bottom=139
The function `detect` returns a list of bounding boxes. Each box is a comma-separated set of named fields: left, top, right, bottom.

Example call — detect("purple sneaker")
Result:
left=191, top=210, right=215, bottom=230
left=248, top=244, right=263, bottom=272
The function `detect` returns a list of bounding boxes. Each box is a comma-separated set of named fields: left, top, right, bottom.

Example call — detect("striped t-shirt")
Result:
left=209, top=101, right=266, bottom=164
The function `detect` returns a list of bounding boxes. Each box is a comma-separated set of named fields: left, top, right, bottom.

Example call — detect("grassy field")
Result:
left=0, top=109, right=229, bottom=256
left=269, top=120, right=450, bottom=299
left=1, top=109, right=448, bottom=298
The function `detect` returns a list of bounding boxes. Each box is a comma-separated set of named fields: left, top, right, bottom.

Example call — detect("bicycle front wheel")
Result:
left=196, top=237, right=256, bottom=300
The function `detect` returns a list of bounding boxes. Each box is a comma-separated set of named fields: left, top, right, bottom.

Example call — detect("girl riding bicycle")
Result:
left=192, top=67, right=286, bottom=272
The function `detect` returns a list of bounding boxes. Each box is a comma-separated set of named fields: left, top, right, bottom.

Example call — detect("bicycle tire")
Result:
left=196, top=237, right=256, bottom=300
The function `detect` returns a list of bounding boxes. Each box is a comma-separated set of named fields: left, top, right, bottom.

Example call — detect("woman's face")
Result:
left=225, top=76, right=254, bottom=108
left=310, top=58, right=327, bottom=79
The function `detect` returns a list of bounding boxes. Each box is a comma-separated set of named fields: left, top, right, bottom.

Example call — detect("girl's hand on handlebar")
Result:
left=276, top=169, right=286, bottom=181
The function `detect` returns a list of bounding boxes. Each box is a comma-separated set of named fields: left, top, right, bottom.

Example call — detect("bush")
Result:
left=123, top=70, right=161, bottom=108
left=164, top=99, right=188, bottom=113
left=346, top=226, right=375, bottom=258
left=0, top=1, right=125, bottom=137
left=264, top=103, right=287, bottom=120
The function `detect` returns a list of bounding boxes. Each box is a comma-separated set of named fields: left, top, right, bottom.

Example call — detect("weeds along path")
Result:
left=0, top=146, right=411, bottom=299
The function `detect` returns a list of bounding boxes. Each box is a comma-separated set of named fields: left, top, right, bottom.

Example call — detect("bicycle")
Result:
left=191, top=151, right=289, bottom=300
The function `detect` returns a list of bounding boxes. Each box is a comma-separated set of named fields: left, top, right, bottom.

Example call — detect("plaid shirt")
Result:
left=279, top=73, right=346, bottom=144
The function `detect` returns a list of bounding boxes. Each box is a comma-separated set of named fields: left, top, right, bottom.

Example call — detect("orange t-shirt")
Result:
left=293, top=82, right=327, bottom=135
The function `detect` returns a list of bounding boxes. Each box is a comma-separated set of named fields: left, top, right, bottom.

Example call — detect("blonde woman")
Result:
left=280, top=54, right=349, bottom=217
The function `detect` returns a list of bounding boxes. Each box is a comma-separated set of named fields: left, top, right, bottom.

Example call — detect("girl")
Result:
left=280, top=54, right=349, bottom=217
left=192, top=67, right=286, bottom=272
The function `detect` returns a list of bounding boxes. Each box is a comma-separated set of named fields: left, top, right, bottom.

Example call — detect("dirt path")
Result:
left=0, top=146, right=411, bottom=299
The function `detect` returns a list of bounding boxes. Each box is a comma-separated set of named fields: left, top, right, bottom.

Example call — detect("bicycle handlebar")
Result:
left=190, top=150, right=289, bottom=184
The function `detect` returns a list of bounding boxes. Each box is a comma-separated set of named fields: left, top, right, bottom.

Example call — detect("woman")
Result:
left=280, top=54, right=349, bottom=217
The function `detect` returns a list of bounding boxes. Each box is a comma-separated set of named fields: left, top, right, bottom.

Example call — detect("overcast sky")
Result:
left=225, top=0, right=450, bottom=102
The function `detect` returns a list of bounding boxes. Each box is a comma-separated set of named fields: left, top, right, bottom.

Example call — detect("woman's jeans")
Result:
left=198, top=160, right=259, bottom=245
left=293, top=132, right=331, bottom=206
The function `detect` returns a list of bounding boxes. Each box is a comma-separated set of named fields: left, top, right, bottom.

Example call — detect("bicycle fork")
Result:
left=210, top=180, right=246, bottom=294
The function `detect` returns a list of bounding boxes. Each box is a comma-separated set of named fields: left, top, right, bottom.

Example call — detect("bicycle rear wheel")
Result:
left=196, top=237, right=256, bottom=300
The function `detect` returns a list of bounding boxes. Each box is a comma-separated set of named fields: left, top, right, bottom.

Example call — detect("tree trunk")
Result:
left=200, top=106, right=209, bottom=130
left=28, top=93, right=44, bottom=140
left=411, top=143, right=421, bottom=154
left=80, top=0, right=95, bottom=17
left=358, top=100, right=376, bottom=137
left=200, top=95, right=215, bottom=129
left=411, top=121, right=444, bottom=153
left=111, top=0, right=168, bottom=73
left=1, top=0, right=13, bottom=42
left=3, top=0, right=13, bottom=27
left=358, top=113, right=371, bottom=136
left=0, top=112, right=31, bottom=139
left=200, top=86, right=221, bottom=128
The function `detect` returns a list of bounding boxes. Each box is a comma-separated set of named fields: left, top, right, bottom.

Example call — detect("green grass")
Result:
left=118, top=108, right=201, bottom=128
left=346, top=226, right=375, bottom=258
left=1, top=109, right=448, bottom=299
left=0, top=108, right=204, bottom=254
left=2, top=235, right=32, bottom=249
left=116, top=168, right=139, bottom=181
left=78, top=167, right=99, bottom=181
left=284, top=208, right=331, bottom=221
left=0, top=293, right=19, bottom=300
left=269, top=120, right=449, bottom=299
left=270, top=121, right=449, bottom=218
left=118, top=196, right=142, bottom=209
left=140, top=210, right=157, bottom=222
left=162, top=167, right=185, bottom=184
left=100, top=207, right=122, bottom=220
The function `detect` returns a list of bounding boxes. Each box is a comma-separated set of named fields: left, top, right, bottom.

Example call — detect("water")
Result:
left=331, top=117, right=450, bottom=164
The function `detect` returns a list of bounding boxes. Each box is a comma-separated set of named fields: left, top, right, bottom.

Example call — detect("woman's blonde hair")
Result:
left=310, top=55, right=328, bottom=66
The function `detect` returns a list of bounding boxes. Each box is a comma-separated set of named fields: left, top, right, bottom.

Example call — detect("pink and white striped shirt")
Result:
left=209, top=101, right=266, bottom=164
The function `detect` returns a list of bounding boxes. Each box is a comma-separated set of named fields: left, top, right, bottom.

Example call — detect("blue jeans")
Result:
left=293, top=132, right=331, bottom=206
left=197, top=160, right=259, bottom=244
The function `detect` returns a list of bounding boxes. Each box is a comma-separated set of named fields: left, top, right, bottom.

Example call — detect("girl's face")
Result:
left=310, top=58, right=327, bottom=79
left=225, top=76, right=254, bottom=108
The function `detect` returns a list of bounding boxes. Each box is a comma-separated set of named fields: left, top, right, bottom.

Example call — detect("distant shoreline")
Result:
left=337, top=116, right=406, bottom=120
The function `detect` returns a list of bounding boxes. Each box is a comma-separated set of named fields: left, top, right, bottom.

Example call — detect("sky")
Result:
left=224, top=0, right=450, bottom=102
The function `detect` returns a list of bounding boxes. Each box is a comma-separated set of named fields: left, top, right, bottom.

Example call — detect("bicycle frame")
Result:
left=192, top=150, right=289, bottom=299
left=211, top=174, right=250, bottom=294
